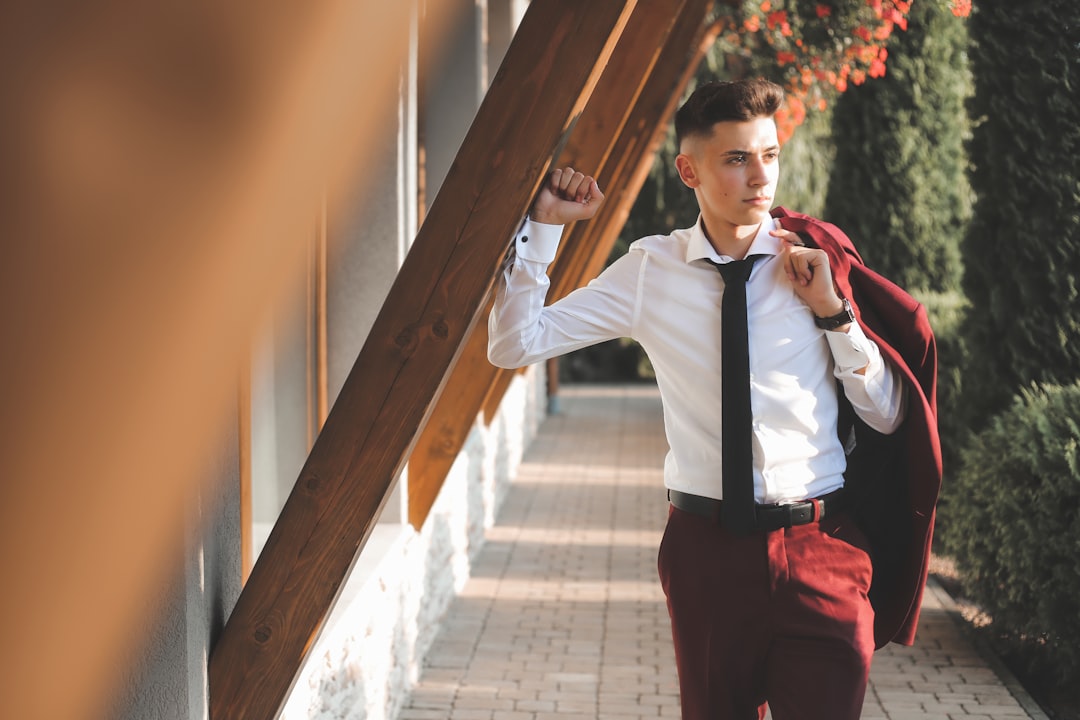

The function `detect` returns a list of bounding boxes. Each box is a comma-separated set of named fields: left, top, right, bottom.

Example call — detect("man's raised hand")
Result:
left=772, top=228, right=847, bottom=320
left=530, top=167, right=605, bottom=225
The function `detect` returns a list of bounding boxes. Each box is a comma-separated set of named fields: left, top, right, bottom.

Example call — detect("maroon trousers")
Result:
left=658, top=505, right=875, bottom=720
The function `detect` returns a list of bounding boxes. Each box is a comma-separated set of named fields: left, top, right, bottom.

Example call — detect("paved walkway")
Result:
left=400, top=385, right=1045, bottom=720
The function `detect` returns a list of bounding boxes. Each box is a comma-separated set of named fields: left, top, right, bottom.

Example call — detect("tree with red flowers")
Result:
left=823, top=0, right=970, bottom=295
left=620, top=0, right=973, bottom=245
left=709, top=0, right=972, bottom=141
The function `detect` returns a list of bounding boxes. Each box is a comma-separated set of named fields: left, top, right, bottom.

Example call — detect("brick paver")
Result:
left=400, top=385, right=1045, bottom=719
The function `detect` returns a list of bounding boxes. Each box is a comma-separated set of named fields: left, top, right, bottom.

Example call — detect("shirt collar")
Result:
left=685, top=215, right=785, bottom=265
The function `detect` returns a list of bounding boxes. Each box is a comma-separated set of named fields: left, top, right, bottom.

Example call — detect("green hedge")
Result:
left=958, top=0, right=1080, bottom=428
left=824, top=0, right=970, bottom=295
left=942, top=381, right=1080, bottom=685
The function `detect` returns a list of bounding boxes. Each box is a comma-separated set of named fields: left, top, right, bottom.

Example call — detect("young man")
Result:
left=488, top=78, right=940, bottom=720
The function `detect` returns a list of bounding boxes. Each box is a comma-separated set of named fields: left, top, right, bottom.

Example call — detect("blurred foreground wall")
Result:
left=0, top=1, right=538, bottom=717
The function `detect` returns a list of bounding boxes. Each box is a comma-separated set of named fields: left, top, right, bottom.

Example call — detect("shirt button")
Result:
left=521, top=235, right=529, bottom=243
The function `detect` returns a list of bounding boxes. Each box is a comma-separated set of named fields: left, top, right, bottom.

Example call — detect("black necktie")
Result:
left=711, top=256, right=762, bottom=535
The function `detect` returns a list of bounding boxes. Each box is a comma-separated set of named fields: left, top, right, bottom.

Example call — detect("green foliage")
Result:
left=823, top=0, right=971, bottom=295
left=958, top=0, right=1080, bottom=427
left=617, top=122, right=699, bottom=254
left=772, top=103, right=836, bottom=217
left=941, top=381, right=1080, bottom=686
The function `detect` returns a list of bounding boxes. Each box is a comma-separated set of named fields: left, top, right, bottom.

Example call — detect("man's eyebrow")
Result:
left=720, top=145, right=780, bottom=156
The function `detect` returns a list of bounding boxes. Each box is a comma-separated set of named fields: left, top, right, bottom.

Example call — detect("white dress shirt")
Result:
left=488, top=217, right=906, bottom=505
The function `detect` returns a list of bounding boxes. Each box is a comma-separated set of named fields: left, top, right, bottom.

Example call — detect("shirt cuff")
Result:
left=824, top=320, right=875, bottom=373
left=514, top=217, right=564, bottom=264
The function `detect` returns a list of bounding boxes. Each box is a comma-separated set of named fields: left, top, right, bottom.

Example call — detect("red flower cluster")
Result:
left=714, top=0, right=970, bottom=140
left=766, top=9, right=793, bottom=36
left=950, top=0, right=972, bottom=17
left=774, top=92, right=807, bottom=144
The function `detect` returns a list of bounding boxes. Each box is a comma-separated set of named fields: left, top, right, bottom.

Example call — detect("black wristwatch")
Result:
left=814, top=297, right=856, bottom=331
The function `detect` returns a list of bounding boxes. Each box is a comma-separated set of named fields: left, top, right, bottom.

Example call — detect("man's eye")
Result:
left=729, top=155, right=747, bottom=164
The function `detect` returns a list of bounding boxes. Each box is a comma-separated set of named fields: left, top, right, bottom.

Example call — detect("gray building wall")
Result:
left=423, top=0, right=489, bottom=197
left=109, top=422, right=242, bottom=720
left=325, top=0, right=419, bottom=527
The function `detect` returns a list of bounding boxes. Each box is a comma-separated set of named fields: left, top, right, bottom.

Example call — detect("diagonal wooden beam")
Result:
left=407, top=0, right=706, bottom=529
left=207, top=2, right=637, bottom=718
left=406, top=0, right=717, bottom=528
left=553, top=1, right=723, bottom=293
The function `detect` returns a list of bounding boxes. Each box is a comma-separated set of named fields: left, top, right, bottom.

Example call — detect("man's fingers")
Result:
left=586, top=179, right=605, bottom=205
left=533, top=168, right=604, bottom=224
left=551, top=167, right=575, bottom=192
left=537, top=168, right=604, bottom=223
left=550, top=167, right=598, bottom=202
left=770, top=227, right=804, bottom=246
left=782, top=248, right=818, bottom=286
left=549, top=167, right=564, bottom=190
left=785, top=256, right=807, bottom=286
left=565, top=171, right=589, bottom=200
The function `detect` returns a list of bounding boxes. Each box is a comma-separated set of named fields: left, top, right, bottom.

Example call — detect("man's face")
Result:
left=675, top=116, right=780, bottom=234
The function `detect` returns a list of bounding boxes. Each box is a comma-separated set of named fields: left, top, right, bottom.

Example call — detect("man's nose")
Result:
left=748, top=158, right=769, bottom=185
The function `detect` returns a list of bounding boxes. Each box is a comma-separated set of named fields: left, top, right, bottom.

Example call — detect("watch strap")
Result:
left=814, top=297, right=855, bottom=331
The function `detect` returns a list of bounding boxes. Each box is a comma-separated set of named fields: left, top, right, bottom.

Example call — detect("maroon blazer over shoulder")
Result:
left=773, top=207, right=942, bottom=648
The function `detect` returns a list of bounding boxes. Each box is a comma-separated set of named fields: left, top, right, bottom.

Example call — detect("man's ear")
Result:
left=675, top=153, right=699, bottom=188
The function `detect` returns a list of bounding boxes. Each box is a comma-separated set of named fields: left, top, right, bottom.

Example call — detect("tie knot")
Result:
left=711, top=255, right=761, bottom=284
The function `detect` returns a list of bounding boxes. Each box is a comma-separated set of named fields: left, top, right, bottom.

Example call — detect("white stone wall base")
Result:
left=280, top=365, right=545, bottom=719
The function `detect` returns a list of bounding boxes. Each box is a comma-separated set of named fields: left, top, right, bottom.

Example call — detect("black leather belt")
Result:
left=668, top=488, right=845, bottom=532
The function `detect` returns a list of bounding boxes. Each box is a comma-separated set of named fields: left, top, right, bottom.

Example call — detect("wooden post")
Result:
left=546, top=356, right=561, bottom=414
left=207, top=3, right=637, bottom=718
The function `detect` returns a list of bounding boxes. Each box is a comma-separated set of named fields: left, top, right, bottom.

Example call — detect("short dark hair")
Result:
left=674, top=78, right=785, bottom=147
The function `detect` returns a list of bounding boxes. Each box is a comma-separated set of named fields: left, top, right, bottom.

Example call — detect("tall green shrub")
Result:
left=958, top=0, right=1080, bottom=425
left=943, top=381, right=1080, bottom=685
left=823, top=0, right=971, bottom=295
left=772, top=104, right=835, bottom=217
